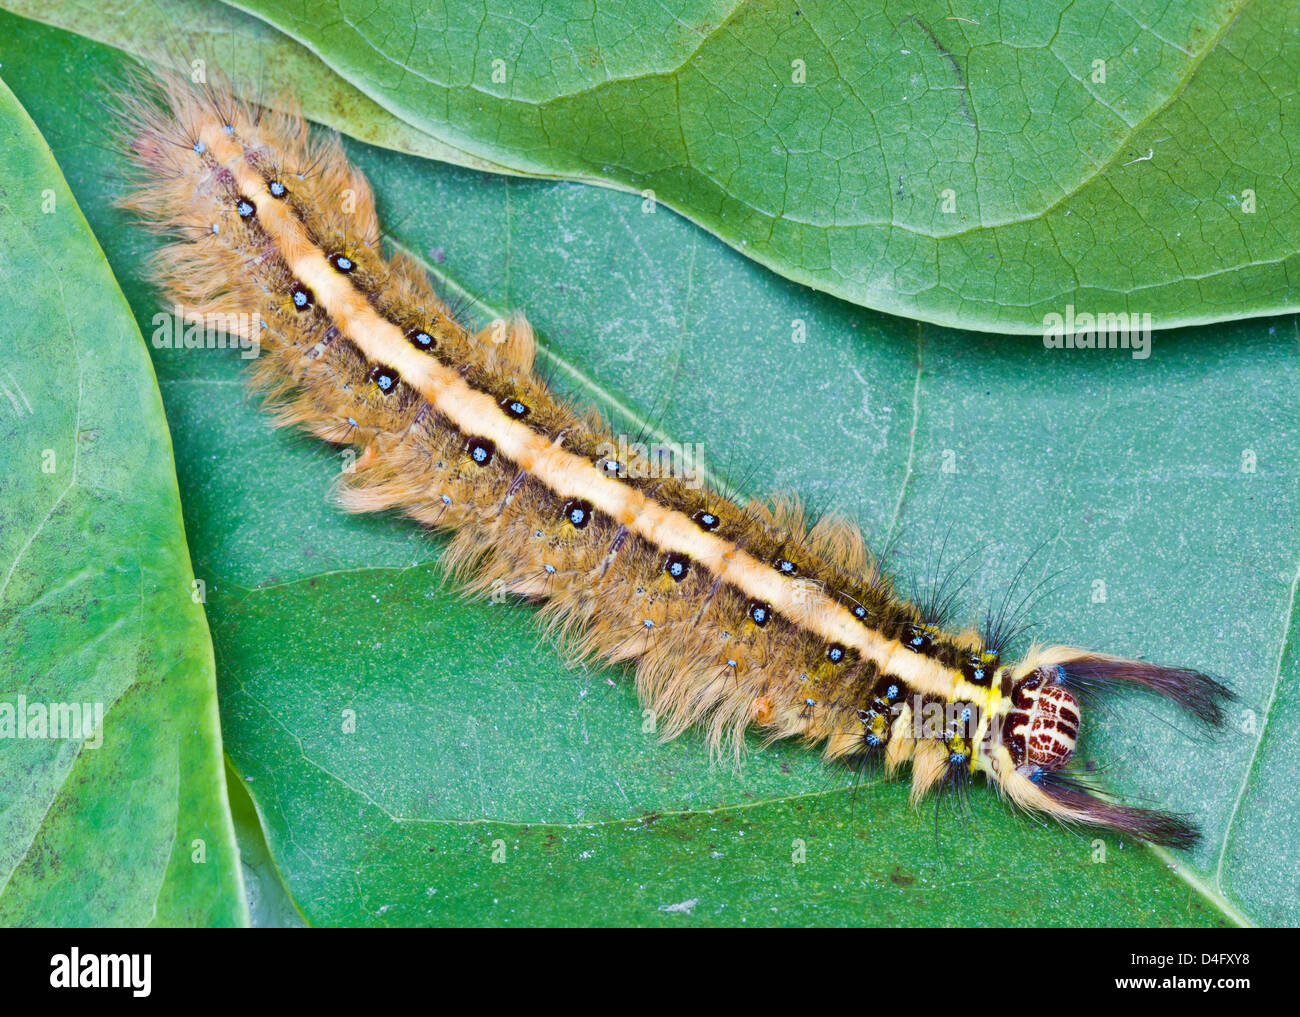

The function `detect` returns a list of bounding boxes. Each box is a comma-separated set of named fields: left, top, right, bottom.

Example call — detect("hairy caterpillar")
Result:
left=116, top=72, right=1233, bottom=850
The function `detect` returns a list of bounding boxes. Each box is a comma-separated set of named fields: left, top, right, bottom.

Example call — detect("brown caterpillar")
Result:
left=116, top=72, right=1233, bottom=849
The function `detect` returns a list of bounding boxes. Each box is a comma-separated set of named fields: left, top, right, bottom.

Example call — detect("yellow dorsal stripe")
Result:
left=206, top=124, right=965, bottom=702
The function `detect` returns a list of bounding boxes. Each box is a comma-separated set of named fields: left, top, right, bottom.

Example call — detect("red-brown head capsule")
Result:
left=1002, top=668, right=1081, bottom=773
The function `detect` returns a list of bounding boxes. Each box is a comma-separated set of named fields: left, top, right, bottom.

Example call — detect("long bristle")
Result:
left=1055, top=653, right=1235, bottom=726
left=1037, top=780, right=1201, bottom=849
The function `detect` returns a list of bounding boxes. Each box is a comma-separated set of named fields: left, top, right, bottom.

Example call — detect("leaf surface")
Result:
left=0, top=68, right=244, bottom=926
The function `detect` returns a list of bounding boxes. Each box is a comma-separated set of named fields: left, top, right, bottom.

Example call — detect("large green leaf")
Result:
left=0, top=72, right=244, bottom=925
left=214, top=0, right=1300, bottom=334
left=10, top=0, right=1300, bottom=334
left=2, top=9, right=1295, bottom=927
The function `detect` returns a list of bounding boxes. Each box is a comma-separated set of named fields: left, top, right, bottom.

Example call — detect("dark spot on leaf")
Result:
left=889, top=866, right=916, bottom=887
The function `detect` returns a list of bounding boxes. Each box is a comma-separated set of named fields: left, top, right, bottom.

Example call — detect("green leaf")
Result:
left=0, top=71, right=244, bottom=925
left=12, top=0, right=1299, bottom=333
left=2, top=8, right=1295, bottom=927
left=210, top=0, right=1299, bottom=334
left=0, top=0, right=526, bottom=175
left=224, top=755, right=304, bottom=928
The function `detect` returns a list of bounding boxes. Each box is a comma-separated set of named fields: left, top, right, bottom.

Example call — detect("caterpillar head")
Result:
left=974, top=646, right=1234, bottom=847
left=1000, top=665, right=1080, bottom=774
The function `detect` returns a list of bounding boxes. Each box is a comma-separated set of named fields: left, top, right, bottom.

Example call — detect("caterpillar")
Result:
left=116, top=71, right=1233, bottom=850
